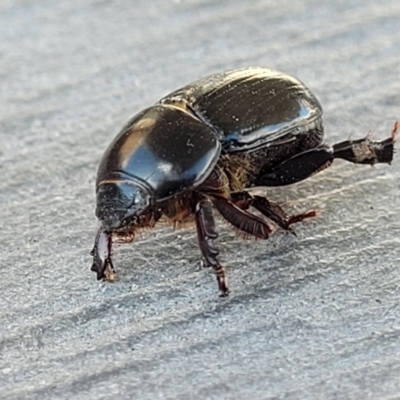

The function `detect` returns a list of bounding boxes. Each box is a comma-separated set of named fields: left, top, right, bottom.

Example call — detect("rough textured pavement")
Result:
left=1, top=0, right=400, bottom=399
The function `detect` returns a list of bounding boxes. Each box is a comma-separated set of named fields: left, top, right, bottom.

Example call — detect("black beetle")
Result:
left=91, top=67, right=397, bottom=296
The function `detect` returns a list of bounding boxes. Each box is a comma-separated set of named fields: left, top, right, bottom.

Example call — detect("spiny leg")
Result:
left=333, top=121, right=398, bottom=164
left=194, top=197, right=229, bottom=296
left=201, top=194, right=314, bottom=294
left=258, top=122, right=397, bottom=186
left=252, top=195, right=317, bottom=231
left=90, top=229, right=135, bottom=281
left=212, top=195, right=274, bottom=239
left=91, top=229, right=115, bottom=280
left=230, top=191, right=316, bottom=232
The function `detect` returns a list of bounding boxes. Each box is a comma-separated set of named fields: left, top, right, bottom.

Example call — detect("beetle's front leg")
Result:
left=194, top=197, right=229, bottom=296
left=90, top=229, right=115, bottom=281
left=90, top=230, right=136, bottom=281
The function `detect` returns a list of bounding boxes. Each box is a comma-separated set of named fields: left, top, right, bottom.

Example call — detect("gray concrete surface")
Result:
left=1, top=0, right=400, bottom=399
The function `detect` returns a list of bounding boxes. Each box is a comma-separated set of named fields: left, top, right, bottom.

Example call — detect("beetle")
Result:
left=91, top=67, right=397, bottom=296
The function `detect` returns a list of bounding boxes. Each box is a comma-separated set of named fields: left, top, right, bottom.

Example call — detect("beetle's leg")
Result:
left=90, top=229, right=116, bottom=281
left=333, top=121, right=397, bottom=164
left=194, top=198, right=229, bottom=296
left=231, top=192, right=316, bottom=231
left=258, top=123, right=397, bottom=186
left=212, top=195, right=274, bottom=238
left=258, top=145, right=334, bottom=186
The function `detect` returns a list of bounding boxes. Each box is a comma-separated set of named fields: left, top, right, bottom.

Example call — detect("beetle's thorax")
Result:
left=96, top=104, right=221, bottom=204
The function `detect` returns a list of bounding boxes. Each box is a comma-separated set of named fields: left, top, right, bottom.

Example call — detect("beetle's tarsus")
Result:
left=333, top=123, right=396, bottom=165
left=218, top=274, right=229, bottom=297
left=286, top=210, right=318, bottom=226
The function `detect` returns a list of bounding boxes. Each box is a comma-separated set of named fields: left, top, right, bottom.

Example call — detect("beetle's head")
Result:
left=96, top=180, right=151, bottom=231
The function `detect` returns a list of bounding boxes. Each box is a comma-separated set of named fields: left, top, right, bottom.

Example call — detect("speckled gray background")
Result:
left=1, top=0, right=400, bottom=399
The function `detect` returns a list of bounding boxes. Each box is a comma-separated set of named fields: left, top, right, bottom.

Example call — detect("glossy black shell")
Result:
left=97, top=67, right=323, bottom=201
left=97, top=105, right=221, bottom=200
left=160, top=67, right=322, bottom=152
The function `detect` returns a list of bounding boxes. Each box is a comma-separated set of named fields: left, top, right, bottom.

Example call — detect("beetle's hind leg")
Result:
left=333, top=121, right=398, bottom=165
left=258, top=144, right=334, bottom=186
left=257, top=122, right=397, bottom=187
left=195, top=197, right=229, bottom=296
left=231, top=192, right=316, bottom=232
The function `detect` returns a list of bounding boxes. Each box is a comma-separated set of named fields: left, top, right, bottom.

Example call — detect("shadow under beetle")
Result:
left=91, top=67, right=397, bottom=296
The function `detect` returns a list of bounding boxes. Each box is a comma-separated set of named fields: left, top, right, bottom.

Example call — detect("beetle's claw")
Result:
left=218, top=283, right=229, bottom=297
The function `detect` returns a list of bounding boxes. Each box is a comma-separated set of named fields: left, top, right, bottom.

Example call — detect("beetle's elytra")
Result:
left=91, top=67, right=397, bottom=296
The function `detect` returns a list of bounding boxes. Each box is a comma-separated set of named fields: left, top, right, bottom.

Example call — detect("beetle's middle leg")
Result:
left=195, top=197, right=229, bottom=296
left=257, top=122, right=397, bottom=187
left=230, top=192, right=316, bottom=232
